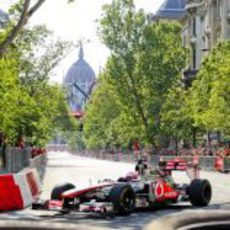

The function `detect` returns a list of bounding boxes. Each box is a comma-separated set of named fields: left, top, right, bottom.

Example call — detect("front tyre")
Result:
left=109, top=184, right=135, bottom=215
left=51, top=183, right=76, bottom=200
left=188, top=179, right=212, bottom=207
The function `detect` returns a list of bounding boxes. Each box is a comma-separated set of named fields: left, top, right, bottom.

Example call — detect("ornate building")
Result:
left=183, top=0, right=230, bottom=87
left=0, top=8, right=8, bottom=28
left=63, top=43, right=96, bottom=117
left=151, top=0, right=230, bottom=87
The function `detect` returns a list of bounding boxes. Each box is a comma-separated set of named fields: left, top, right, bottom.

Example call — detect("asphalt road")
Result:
left=1, top=151, right=229, bottom=230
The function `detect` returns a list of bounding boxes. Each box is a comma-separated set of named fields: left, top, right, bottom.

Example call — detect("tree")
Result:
left=98, top=0, right=187, bottom=146
left=188, top=41, right=230, bottom=132
left=160, top=85, right=197, bottom=147
left=0, top=0, right=76, bottom=56
left=0, top=23, right=76, bottom=145
left=0, top=50, right=22, bottom=141
left=83, top=74, right=122, bottom=149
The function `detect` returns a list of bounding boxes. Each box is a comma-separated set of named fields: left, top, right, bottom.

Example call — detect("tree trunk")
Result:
left=192, top=127, right=197, bottom=147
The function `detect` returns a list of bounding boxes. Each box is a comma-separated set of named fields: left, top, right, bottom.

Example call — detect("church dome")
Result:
left=63, top=44, right=96, bottom=113
left=64, top=44, right=96, bottom=84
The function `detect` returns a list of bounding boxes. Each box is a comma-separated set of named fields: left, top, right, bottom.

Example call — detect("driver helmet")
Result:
left=125, top=171, right=138, bottom=181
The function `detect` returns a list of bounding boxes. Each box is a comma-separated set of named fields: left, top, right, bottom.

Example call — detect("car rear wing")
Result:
left=159, top=158, right=188, bottom=171
left=159, top=157, right=200, bottom=179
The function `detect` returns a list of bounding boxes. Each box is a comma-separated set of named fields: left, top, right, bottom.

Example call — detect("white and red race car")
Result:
left=32, top=159, right=212, bottom=216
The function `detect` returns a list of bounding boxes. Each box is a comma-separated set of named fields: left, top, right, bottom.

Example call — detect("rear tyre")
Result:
left=108, top=184, right=135, bottom=215
left=51, top=183, right=75, bottom=200
left=188, top=179, right=212, bottom=207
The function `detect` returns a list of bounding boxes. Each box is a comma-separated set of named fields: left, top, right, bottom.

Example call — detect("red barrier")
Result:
left=0, top=174, right=23, bottom=210
left=0, top=169, right=41, bottom=211
left=26, top=171, right=40, bottom=198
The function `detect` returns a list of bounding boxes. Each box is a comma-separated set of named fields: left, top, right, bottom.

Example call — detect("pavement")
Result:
left=0, top=151, right=229, bottom=230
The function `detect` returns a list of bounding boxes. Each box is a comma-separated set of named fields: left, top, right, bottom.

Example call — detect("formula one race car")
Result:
left=32, top=158, right=212, bottom=216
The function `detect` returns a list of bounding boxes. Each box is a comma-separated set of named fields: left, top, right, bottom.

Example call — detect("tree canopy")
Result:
left=188, top=41, right=230, bottom=131
left=0, top=4, right=77, bottom=146
left=83, top=0, right=187, bottom=149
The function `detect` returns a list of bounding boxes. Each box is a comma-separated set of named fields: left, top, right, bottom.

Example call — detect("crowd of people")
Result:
left=158, top=142, right=230, bottom=158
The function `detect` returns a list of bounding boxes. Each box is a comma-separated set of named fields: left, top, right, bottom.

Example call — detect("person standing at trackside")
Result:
left=0, top=132, right=7, bottom=168
left=132, top=139, right=140, bottom=159
left=17, top=136, right=25, bottom=148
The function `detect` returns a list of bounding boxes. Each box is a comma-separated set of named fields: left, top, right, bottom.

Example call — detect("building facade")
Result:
left=152, top=0, right=230, bottom=86
left=183, top=0, right=230, bottom=85
left=63, top=43, right=96, bottom=117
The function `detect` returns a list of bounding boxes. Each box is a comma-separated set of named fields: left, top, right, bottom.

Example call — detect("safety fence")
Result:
left=6, top=147, right=31, bottom=173
left=4, top=147, right=47, bottom=181
left=29, top=153, right=47, bottom=182
left=72, top=150, right=230, bottom=173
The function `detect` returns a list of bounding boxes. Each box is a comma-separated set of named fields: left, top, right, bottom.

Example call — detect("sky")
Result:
left=1, top=0, right=164, bottom=83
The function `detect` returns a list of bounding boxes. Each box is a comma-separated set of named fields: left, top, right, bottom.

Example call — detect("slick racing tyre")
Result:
left=188, top=179, right=212, bottom=207
left=51, top=183, right=76, bottom=200
left=109, top=184, right=135, bottom=215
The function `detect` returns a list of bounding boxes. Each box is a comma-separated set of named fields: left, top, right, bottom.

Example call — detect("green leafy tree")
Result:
left=0, top=51, right=22, bottom=140
left=98, top=0, right=187, bottom=146
left=160, top=85, right=197, bottom=147
left=83, top=73, right=122, bottom=149
left=188, top=41, right=230, bottom=131
left=0, top=24, right=76, bottom=146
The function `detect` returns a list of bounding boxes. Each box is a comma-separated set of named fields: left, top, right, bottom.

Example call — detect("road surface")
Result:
left=0, top=151, right=229, bottom=230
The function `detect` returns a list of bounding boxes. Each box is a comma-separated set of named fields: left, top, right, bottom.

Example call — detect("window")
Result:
left=193, top=17, right=196, bottom=36
left=192, top=46, right=196, bottom=69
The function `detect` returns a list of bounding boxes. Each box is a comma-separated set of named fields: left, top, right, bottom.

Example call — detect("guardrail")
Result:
left=6, top=147, right=31, bottom=173
left=29, top=153, right=47, bottom=182
left=72, top=150, right=230, bottom=173
left=4, top=147, right=47, bottom=181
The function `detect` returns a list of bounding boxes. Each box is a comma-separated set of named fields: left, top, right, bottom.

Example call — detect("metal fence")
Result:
left=5, top=147, right=31, bottom=173
left=72, top=150, right=230, bottom=173
left=4, top=147, right=47, bottom=181
left=29, top=153, right=47, bottom=182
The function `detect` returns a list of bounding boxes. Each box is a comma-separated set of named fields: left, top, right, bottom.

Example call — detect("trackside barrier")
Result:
left=29, top=153, right=47, bottom=182
left=6, top=147, right=31, bottom=173
left=14, top=173, right=33, bottom=207
left=0, top=168, right=41, bottom=211
left=4, top=147, right=47, bottom=182
left=0, top=174, right=23, bottom=210
left=159, top=156, right=230, bottom=173
left=73, top=151, right=230, bottom=173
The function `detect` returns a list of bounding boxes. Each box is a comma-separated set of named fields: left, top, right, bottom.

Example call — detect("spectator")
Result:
left=17, top=136, right=25, bottom=148
left=132, top=139, right=140, bottom=159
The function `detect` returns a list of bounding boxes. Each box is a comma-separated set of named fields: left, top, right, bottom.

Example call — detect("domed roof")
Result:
left=63, top=43, right=96, bottom=113
left=64, top=44, right=96, bottom=84
left=155, top=0, right=186, bottom=20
